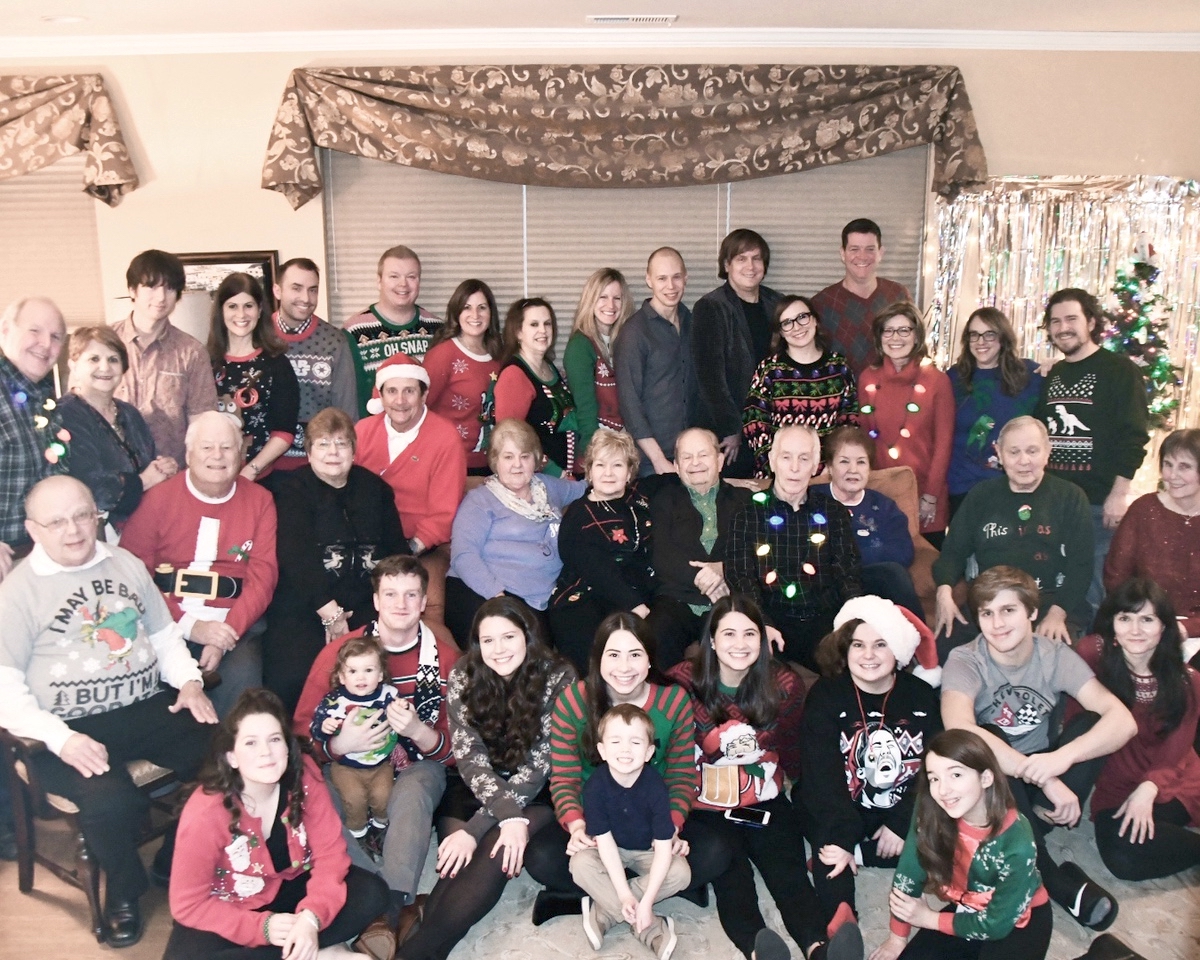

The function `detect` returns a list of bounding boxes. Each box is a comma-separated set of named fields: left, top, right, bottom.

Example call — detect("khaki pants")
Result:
left=327, top=761, right=395, bottom=832
left=570, top=845, right=690, bottom=947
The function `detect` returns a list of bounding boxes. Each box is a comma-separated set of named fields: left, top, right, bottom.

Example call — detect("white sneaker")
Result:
left=581, top=896, right=603, bottom=950
left=652, top=916, right=678, bottom=960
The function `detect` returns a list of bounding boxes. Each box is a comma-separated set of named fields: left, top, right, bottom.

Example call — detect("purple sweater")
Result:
left=449, top=475, right=587, bottom=609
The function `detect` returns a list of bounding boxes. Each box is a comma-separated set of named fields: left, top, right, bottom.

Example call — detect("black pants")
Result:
left=547, top=596, right=621, bottom=675
left=29, top=689, right=212, bottom=904
left=808, top=806, right=901, bottom=924
left=767, top=604, right=836, bottom=674
left=645, top=597, right=707, bottom=670
left=524, top=811, right=732, bottom=895
left=862, top=562, right=925, bottom=621
left=1093, top=797, right=1200, bottom=881
left=692, top=798, right=824, bottom=959
left=985, top=712, right=1106, bottom=909
left=897, top=901, right=1052, bottom=960
left=162, top=864, right=388, bottom=959
left=397, top=802, right=558, bottom=960
left=443, top=577, right=550, bottom=650
left=261, top=616, right=325, bottom=718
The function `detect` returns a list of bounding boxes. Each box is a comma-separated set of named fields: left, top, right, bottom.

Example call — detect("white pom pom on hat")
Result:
left=365, top=353, right=430, bottom=415
left=833, top=594, right=942, bottom=687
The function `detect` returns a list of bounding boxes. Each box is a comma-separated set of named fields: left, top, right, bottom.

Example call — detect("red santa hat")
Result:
left=365, top=353, right=430, bottom=415
left=833, top=594, right=942, bottom=687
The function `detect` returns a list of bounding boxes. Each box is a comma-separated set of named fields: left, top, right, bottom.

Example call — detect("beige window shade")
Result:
left=323, top=145, right=929, bottom=340
left=0, top=154, right=105, bottom=326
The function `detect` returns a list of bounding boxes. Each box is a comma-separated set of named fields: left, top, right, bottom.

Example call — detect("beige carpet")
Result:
left=2, top=814, right=1197, bottom=959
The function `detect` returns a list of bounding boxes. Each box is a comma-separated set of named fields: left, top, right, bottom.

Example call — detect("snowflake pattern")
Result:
left=451, top=358, right=470, bottom=375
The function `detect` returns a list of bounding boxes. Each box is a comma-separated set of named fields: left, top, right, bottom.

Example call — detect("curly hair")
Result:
left=328, top=633, right=388, bottom=691
left=814, top=618, right=865, bottom=679
left=690, top=593, right=781, bottom=729
left=196, top=688, right=308, bottom=839
left=1095, top=578, right=1192, bottom=737
left=457, top=596, right=570, bottom=773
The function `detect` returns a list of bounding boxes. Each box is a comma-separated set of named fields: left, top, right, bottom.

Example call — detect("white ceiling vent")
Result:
left=586, top=14, right=678, bottom=26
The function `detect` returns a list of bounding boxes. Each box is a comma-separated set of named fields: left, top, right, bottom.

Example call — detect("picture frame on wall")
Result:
left=171, top=249, right=280, bottom=344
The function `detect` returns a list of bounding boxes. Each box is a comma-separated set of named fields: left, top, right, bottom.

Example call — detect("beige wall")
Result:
left=2, top=46, right=1198, bottom=322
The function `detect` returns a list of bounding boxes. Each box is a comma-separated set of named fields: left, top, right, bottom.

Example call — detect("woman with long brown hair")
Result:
left=207, top=272, right=300, bottom=481
left=946, top=307, right=1042, bottom=516
left=872, top=729, right=1051, bottom=960
left=396, top=596, right=575, bottom=960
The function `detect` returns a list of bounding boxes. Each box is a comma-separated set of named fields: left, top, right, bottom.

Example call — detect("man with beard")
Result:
left=1034, top=288, right=1148, bottom=613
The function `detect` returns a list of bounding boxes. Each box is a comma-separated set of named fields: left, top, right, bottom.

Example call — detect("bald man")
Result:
left=121, top=411, right=278, bottom=717
left=0, top=297, right=68, bottom=579
left=0, top=475, right=215, bottom=946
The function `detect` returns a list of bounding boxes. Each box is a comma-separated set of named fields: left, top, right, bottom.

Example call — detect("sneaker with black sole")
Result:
left=649, top=915, right=677, bottom=960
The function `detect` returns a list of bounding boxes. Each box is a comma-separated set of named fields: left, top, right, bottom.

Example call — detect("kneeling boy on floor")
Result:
left=570, top=702, right=691, bottom=959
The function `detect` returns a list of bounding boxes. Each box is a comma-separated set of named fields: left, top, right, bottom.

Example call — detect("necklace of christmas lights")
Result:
left=858, top=367, right=927, bottom=462
left=12, top=388, right=70, bottom=464
left=751, top=489, right=828, bottom=600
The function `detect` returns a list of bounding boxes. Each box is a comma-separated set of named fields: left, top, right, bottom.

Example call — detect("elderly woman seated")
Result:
left=444, top=419, right=586, bottom=645
left=264, top=406, right=408, bottom=713
left=548, top=428, right=656, bottom=672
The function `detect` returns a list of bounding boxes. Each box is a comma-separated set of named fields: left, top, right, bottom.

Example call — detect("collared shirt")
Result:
left=0, top=356, right=64, bottom=546
left=385, top=405, right=428, bottom=463
left=613, top=299, right=694, bottom=473
left=111, top=315, right=218, bottom=466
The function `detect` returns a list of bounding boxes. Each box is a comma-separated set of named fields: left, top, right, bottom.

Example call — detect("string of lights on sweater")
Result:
left=858, top=379, right=927, bottom=462
left=750, top=489, right=828, bottom=600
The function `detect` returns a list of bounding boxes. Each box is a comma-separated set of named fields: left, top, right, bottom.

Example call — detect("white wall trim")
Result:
left=2, top=27, right=1199, bottom=59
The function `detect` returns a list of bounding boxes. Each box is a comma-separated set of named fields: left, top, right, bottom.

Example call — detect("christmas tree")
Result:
left=1103, top=239, right=1182, bottom=430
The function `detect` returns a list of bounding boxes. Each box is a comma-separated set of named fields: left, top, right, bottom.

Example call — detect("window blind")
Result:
left=323, top=145, right=930, bottom=341
left=0, top=154, right=105, bottom=326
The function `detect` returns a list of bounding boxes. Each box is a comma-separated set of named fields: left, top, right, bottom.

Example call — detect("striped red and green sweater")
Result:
left=549, top=681, right=697, bottom=831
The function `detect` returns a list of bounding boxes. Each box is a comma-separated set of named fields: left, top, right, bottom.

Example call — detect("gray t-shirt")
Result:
left=942, top=634, right=1095, bottom=754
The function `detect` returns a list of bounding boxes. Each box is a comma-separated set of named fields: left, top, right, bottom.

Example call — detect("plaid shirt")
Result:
left=727, top=485, right=861, bottom=617
left=811, top=277, right=910, bottom=375
left=0, top=357, right=65, bottom=546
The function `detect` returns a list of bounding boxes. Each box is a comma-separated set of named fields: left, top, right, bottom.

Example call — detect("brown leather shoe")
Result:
left=395, top=893, right=428, bottom=946
left=353, top=915, right=397, bottom=960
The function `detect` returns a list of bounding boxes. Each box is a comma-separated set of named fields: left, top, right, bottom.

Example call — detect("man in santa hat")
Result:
left=354, top=352, right=466, bottom=558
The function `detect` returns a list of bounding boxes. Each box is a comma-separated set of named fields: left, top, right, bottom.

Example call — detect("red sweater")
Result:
left=857, top=359, right=954, bottom=533
left=353, top=409, right=467, bottom=549
left=293, top=624, right=460, bottom=766
left=423, top=338, right=499, bottom=472
left=120, top=473, right=278, bottom=637
left=169, top=760, right=349, bottom=946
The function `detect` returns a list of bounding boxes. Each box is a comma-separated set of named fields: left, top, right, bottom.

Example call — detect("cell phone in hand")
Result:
left=724, top=807, right=770, bottom=827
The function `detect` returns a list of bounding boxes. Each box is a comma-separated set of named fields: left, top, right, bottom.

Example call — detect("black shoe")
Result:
left=753, top=928, right=790, bottom=960
left=1057, top=861, right=1118, bottom=930
left=531, top=889, right=583, bottom=926
left=674, top=884, right=709, bottom=908
left=103, top=898, right=144, bottom=949
left=1073, top=934, right=1149, bottom=960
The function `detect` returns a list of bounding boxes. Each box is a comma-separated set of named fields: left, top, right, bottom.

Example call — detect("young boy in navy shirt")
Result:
left=570, top=702, right=691, bottom=959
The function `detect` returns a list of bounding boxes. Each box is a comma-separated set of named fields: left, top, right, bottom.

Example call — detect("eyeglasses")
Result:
left=881, top=326, right=916, bottom=339
left=312, top=438, right=353, bottom=452
left=780, top=313, right=816, bottom=331
left=29, top=509, right=100, bottom=533
left=968, top=331, right=999, bottom=344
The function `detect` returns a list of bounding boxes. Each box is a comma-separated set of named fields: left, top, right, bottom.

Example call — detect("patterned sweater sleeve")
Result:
left=549, top=681, right=590, bottom=826
left=656, top=683, right=700, bottom=828
left=945, top=817, right=1042, bottom=941
left=450, top=663, right=578, bottom=840
left=888, top=817, right=928, bottom=938
left=741, top=358, right=776, bottom=478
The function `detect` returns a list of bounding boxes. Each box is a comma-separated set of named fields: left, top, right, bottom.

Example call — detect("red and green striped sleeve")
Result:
left=549, top=681, right=591, bottom=826
left=646, top=683, right=700, bottom=829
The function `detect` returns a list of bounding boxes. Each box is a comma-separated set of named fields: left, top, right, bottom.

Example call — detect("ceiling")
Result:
left=4, top=0, right=1200, bottom=40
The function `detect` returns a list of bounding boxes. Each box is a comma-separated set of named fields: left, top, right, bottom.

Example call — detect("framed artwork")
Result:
left=171, top=250, right=279, bottom=343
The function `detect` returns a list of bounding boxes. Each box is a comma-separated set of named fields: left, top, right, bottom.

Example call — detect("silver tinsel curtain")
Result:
left=929, top=176, right=1200, bottom=436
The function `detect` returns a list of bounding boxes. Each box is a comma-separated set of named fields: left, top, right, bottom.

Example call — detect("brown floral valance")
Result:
left=262, top=63, right=987, bottom=210
left=0, top=74, right=138, bottom=206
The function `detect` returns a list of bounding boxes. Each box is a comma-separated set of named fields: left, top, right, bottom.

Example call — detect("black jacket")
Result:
left=691, top=280, right=782, bottom=437
left=649, top=477, right=751, bottom=606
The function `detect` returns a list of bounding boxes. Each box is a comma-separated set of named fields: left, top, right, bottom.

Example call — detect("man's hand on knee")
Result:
left=60, top=733, right=110, bottom=778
